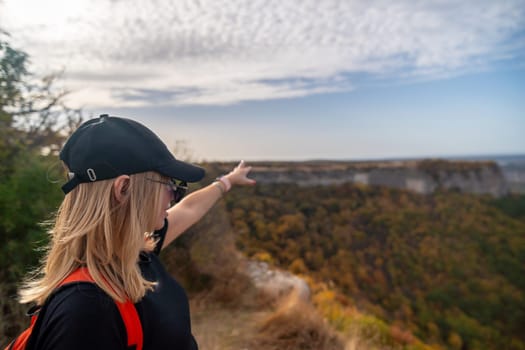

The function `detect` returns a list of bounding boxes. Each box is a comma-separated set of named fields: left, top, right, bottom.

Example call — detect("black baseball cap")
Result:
left=59, top=114, right=205, bottom=194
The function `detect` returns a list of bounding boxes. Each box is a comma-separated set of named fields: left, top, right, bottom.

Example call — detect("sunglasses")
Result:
left=146, top=178, right=188, bottom=205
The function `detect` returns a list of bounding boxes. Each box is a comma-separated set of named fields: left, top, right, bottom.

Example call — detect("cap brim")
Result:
left=157, top=160, right=205, bottom=182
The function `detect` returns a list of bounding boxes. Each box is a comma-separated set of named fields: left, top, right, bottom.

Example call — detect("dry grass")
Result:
left=249, top=290, right=346, bottom=350
left=191, top=304, right=270, bottom=350
left=183, top=260, right=381, bottom=350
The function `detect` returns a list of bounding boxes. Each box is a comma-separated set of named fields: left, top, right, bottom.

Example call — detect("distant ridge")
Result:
left=210, top=158, right=525, bottom=196
left=246, top=153, right=525, bottom=164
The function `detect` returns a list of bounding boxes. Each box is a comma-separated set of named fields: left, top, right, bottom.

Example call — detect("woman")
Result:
left=17, top=114, right=255, bottom=349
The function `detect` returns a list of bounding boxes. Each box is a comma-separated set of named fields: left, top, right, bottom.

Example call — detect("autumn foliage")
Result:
left=216, top=175, right=525, bottom=350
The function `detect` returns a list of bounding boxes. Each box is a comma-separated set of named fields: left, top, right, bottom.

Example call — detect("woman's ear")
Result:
left=113, top=175, right=131, bottom=203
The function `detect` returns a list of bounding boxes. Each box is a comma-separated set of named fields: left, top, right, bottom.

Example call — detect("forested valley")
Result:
left=213, top=170, right=525, bottom=350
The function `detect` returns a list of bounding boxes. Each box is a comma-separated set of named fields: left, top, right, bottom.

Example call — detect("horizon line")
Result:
left=194, top=152, right=525, bottom=164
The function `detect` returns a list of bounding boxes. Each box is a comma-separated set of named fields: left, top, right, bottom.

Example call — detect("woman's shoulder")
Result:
left=46, top=282, right=117, bottom=314
left=33, top=283, right=127, bottom=350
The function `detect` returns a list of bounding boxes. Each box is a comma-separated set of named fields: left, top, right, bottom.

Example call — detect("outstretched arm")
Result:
left=162, top=160, right=255, bottom=249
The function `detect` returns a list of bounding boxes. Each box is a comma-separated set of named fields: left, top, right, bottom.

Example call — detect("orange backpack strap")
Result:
left=115, top=300, right=143, bottom=350
left=5, top=268, right=143, bottom=350
left=59, top=267, right=143, bottom=350
left=59, top=267, right=95, bottom=285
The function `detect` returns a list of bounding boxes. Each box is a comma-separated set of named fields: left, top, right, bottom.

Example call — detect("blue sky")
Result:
left=1, top=0, right=524, bottom=161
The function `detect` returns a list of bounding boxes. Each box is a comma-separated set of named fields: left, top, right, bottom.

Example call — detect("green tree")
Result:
left=1, top=31, right=84, bottom=346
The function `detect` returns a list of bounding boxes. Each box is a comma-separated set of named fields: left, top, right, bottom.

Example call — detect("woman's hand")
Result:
left=224, top=160, right=256, bottom=187
left=164, top=160, right=256, bottom=247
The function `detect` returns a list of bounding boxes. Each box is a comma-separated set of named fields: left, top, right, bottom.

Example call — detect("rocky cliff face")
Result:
left=499, top=158, right=525, bottom=193
left=246, top=159, right=509, bottom=197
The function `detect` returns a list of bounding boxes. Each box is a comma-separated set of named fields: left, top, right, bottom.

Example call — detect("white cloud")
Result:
left=1, top=0, right=524, bottom=107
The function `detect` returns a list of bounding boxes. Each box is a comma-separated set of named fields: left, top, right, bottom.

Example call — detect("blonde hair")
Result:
left=19, top=171, right=167, bottom=304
